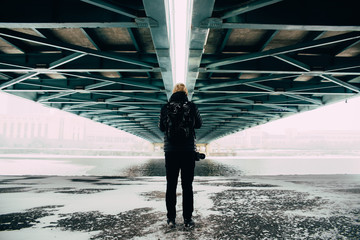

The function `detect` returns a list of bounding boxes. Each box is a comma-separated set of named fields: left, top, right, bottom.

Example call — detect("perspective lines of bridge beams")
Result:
left=0, top=0, right=173, bottom=143
left=1, top=0, right=360, bottom=143
left=188, top=0, right=360, bottom=143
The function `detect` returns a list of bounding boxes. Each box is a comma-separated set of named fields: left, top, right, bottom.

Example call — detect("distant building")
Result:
left=209, top=127, right=360, bottom=155
left=0, top=111, right=152, bottom=154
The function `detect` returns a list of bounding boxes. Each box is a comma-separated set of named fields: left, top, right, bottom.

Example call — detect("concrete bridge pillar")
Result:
left=153, top=142, right=209, bottom=156
left=196, top=143, right=209, bottom=156
left=152, top=143, right=164, bottom=152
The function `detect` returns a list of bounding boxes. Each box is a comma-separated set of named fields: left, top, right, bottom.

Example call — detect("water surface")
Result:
left=0, top=154, right=359, bottom=176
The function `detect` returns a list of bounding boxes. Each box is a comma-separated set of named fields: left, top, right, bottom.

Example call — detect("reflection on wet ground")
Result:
left=206, top=187, right=359, bottom=239
left=1, top=174, right=360, bottom=239
left=124, top=158, right=241, bottom=177
left=0, top=174, right=360, bottom=240
left=1, top=158, right=360, bottom=239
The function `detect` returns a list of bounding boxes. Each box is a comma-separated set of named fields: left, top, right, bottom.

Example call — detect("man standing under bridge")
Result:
left=159, top=83, right=202, bottom=228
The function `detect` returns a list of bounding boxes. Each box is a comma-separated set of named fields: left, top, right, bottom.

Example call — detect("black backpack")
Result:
left=166, top=101, right=193, bottom=143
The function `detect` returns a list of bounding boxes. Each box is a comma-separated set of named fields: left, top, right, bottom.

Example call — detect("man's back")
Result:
left=159, top=91, right=202, bottom=152
left=158, top=83, right=202, bottom=228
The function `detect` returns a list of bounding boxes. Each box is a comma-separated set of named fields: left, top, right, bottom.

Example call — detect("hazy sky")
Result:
left=259, top=96, right=360, bottom=134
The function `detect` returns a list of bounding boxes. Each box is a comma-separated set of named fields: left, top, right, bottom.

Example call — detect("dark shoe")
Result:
left=167, top=219, right=176, bottom=228
left=184, top=219, right=195, bottom=228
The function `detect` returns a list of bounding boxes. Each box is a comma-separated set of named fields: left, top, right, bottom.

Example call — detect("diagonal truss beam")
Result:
left=212, top=23, right=360, bottom=32
left=37, top=81, right=114, bottom=102
left=206, top=32, right=360, bottom=68
left=61, top=73, right=162, bottom=90
left=0, top=29, right=154, bottom=68
left=198, top=74, right=295, bottom=90
left=0, top=22, right=142, bottom=29
left=200, top=104, right=296, bottom=114
left=0, top=36, right=25, bottom=53
left=219, top=0, right=283, bottom=19
left=0, top=52, right=86, bottom=90
left=274, top=54, right=360, bottom=94
left=194, top=94, right=244, bottom=103
left=105, top=93, right=166, bottom=103
left=320, top=75, right=360, bottom=93
left=80, top=0, right=138, bottom=18
left=201, top=67, right=360, bottom=76
left=273, top=54, right=311, bottom=71
left=245, top=82, right=323, bottom=105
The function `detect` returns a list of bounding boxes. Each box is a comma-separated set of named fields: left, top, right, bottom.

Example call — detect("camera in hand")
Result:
left=195, top=152, right=206, bottom=161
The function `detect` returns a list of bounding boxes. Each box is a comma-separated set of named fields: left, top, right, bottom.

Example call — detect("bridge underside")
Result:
left=1, top=0, right=360, bottom=143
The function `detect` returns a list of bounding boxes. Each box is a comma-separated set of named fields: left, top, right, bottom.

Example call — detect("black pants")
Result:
left=165, top=151, right=195, bottom=221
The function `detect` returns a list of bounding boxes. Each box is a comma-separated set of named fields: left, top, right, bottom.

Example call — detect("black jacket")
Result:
left=159, top=91, right=202, bottom=152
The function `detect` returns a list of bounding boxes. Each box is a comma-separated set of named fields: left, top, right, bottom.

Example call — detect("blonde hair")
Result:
left=173, top=83, right=188, bottom=95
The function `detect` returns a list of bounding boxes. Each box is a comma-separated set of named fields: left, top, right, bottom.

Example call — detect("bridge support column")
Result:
left=196, top=143, right=209, bottom=156
left=152, top=143, right=164, bottom=152
left=154, top=142, right=209, bottom=156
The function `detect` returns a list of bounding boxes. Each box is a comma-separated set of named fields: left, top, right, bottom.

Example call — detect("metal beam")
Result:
left=37, top=80, right=114, bottom=102
left=198, top=74, right=294, bottom=90
left=282, top=93, right=322, bottom=105
left=143, top=0, right=173, bottom=99
left=0, top=22, right=142, bottom=29
left=186, top=0, right=215, bottom=100
left=218, top=23, right=360, bottom=32
left=59, top=73, right=162, bottom=90
left=273, top=54, right=311, bottom=71
left=127, top=28, right=141, bottom=52
left=1, top=0, right=359, bottom=144
left=104, top=93, right=166, bottom=103
left=194, top=94, right=242, bottom=103
left=245, top=82, right=323, bottom=105
left=62, top=102, right=99, bottom=110
left=258, top=30, right=278, bottom=51
left=0, top=52, right=158, bottom=65
left=206, top=32, right=360, bottom=68
left=0, top=29, right=154, bottom=68
left=219, top=0, right=283, bottom=19
left=10, top=87, right=344, bottom=96
left=80, top=0, right=138, bottom=19
left=201, top=68, right=360, bottom=76
left=0, top=52, right=86, bottom=90
left=333, top=39, right=360, bottom=56
left=196, top=90, right=354, bottom=96
left=80, top=28, right=101, bottom=50
left=217, top=29, right=232, bottom=54
left=320, top=75, right=360, bottom=93
left=0, top=68, right=159, bottom=73
left=0, top=36, right=25, bottom=53
left=261, top=104, right=298, bottom=113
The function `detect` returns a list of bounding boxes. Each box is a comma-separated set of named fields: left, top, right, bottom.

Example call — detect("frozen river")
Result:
left=0, top=154, right=359, bottom=176
left=1, top=154, right=360, bottom=239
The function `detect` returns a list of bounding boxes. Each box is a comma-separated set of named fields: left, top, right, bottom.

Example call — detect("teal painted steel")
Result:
left=0, top=0, right=360, bottom=144
left=189, top=0, right=360, bottom=143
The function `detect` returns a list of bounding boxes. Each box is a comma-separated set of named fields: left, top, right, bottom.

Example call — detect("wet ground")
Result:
left=1, top=174, right=360, bottom=239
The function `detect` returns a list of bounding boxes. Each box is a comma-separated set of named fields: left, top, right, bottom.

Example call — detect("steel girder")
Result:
left=1, top=0, right=360, bottom=144
left=0, top=0, right=173, bottom=143
left=189, top=0, right=360, bottom=143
